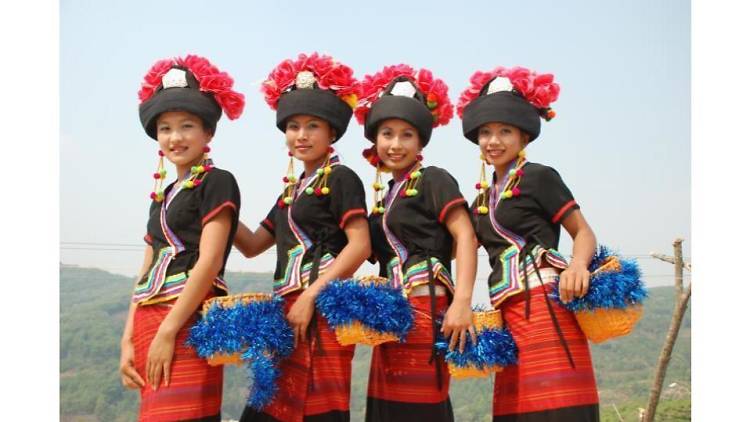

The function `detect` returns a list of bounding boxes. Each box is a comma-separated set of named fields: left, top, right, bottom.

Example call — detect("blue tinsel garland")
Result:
left=186, top=295, right=294, bottom=410
left=315, top=279, right=414, bottom=341
left=434, top=327, right=518, bottom=369
left=553, top=245, right=648, bottom=312
left=244, top=354, right=282, bottom=409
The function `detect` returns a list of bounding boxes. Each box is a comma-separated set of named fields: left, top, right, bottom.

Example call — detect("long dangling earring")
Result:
left=279, top=151, right=297, bottom=208
left=363, top=145, right=386, bottom=215
left=150, top=150, right=167, bottom=202
left=399, top=153, right=423, bottom=198
left=474, top=153, right=489, bottom=215
left=372, top=162, right=386, bottom=214
left=499, top=149, right=526, bottom=200
left=304, top=146, right=334, bottom=197
left=182, top=146, right=213, bottom=189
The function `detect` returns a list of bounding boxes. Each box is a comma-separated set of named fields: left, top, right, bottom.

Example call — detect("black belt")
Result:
left=519, top=235, right=575, bottom=369
left=406, top=246, right=444, bottom=391
left=304, top=229, right=332, bottom=390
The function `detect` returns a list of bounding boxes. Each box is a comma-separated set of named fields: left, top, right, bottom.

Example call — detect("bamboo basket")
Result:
left=574, top=255, right=644, bottom=343
left=201, top=292, right=273, bottom=366
left=333, top=275, right=402, bottom=346
left=448, top=309, right=506, bottom=379
left=575, top=305, right=644, bottom=344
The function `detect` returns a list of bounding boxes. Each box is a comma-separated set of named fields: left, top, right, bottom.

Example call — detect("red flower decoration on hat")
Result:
left=138, top=59, right=174, bottom=103
left=355, top=64, right=453, bottom=127
left=456, top=66, right=560, bottom=118
left=137, top=54, right=246, bottom=120
left=361, top=145, right=381, bottom=168
left=261, top=52, right=360, bottom=110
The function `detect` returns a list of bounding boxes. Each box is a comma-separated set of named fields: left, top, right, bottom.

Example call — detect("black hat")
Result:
left=461, top=89, right=541, bottom=143
left=275, top=86, right=353, bottom=142
left=356, top=66, right=453, bottom=147
left=137, top=55, right=245, bottom=140
left=364, top=77, right=435, bottom=145
left=457, top=68, right=559, bottom=144
left=262, top=53, right=359, bottom=143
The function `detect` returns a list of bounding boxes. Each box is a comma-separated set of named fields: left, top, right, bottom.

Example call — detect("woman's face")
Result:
left=375, top=118, right=422, bottom=175
left=477, top=122, right=529, bottom=168
left=285, top=114, right=335, bottom=164
left=156, top=111, right=212, bottom=173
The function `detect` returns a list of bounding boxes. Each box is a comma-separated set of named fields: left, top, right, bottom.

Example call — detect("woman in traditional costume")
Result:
left=232, top=53, right=371, bottom=422
left=356, top=64, right=478, bottom=422
left=457, top=66, right=600, bottom=421
left=119, top=54, right=245, bottom=421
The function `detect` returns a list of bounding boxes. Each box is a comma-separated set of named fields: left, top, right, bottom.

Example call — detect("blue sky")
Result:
left=60, top=0, right=690, bottom=290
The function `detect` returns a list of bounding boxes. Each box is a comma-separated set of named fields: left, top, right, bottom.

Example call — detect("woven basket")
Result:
left=575, top=304, right=643, bottom=344
left=592, top=255, right=622, bottom=275
left=447, top=309, right=505, bottom=379
left=333, top=275, right=403, bottom=346
left=201, top=292, right=273, bottom=366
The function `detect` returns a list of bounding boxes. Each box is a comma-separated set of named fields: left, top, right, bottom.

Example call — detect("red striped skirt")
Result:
left=493, top=284, right=599, bottom=420
left=133, top=302, right=223, bottom=421
left=366, top=295, right=453, bottom=422
left=241, top=291, right=355, bottom=422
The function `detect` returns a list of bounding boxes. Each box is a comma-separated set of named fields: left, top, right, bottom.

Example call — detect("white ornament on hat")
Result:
left=390, top=80, right=417, bottom=98
left=295, top=71, right=316, bottom=89
left=162, top=68, right=188, bottom=89
left=487, top=76, right=513, bottom=94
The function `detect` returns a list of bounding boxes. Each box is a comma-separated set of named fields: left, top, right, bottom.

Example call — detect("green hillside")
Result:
left=60, top=265, right=690, bottom=421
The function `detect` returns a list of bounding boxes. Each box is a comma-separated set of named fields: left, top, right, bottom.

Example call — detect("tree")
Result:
left=642, top=238, right=691, bottom=422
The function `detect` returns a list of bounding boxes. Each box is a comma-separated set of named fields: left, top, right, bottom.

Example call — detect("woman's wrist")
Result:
left=306, top=277, right=332, bottom=297
left=567, top=258, right=589, bottom=270
left=156, top=321, right=180, bottom=338
left=451, top=290, right=473, bottom=306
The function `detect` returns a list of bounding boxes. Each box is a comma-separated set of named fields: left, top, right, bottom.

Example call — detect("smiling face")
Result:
left=375, top=118, right=422, bottom=177
left=477, top=122, right=529, bottom=170
left=156, top=111, right=212, bottom=176
left=285, top=114, right=335, bottom=165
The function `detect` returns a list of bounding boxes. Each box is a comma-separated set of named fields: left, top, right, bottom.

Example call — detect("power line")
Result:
left=59, top=241, right=689, bottom=260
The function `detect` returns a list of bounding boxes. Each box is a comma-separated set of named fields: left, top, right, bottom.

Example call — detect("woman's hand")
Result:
left=119, top=337, right=145, bottom=389
left=287, top=290, right=317, bottom=348
left=441, top=300, right=477, bottom=353
left=559, top=209, right=596, bottom=304
left=145, top=329, right=176, bottom=390
left=558, top=262, right=590, bottom=303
